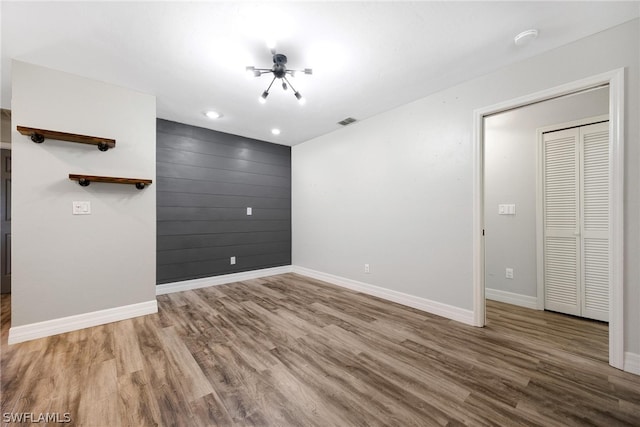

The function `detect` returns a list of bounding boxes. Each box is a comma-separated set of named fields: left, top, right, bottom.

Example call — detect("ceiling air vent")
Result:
left=338, top=117, right=357, bottom=126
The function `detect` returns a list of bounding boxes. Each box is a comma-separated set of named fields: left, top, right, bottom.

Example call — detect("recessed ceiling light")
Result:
left=205, top=111, right=222, bottom=119
left=514, top=29, right=538, bottom=46
left=271, top=128, right=281, bottom=135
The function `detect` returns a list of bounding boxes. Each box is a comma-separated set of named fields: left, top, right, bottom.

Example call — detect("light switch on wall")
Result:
left=498, top=204, right=516, bottom=215
left=72, top=201, right=91, bottom=215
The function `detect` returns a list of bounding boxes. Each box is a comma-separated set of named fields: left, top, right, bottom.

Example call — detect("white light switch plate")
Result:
left=498, top=204, right=516, bottom=215
left=72, top=201, right=91, bottom=215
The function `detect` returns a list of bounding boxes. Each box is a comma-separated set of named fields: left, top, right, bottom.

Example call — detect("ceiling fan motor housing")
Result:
left=272, top=53, right=288, bottom=78
left=273, top=53, right=288, bottom=65
left=273, top=64, right=287, bottom=78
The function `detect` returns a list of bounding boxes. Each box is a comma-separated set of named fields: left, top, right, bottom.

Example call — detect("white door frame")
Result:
left=472, top=68, right=625, bottom=369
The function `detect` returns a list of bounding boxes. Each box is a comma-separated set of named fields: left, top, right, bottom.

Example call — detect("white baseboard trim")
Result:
left=292, top=266, right=475, bottom=326
left=624, top=352, right=640, bottom=375
left=485, top=288, right=538, bottom=310
left=156, top=265, right=294, bottom=295
left=8, top=299, right=158, bottom=345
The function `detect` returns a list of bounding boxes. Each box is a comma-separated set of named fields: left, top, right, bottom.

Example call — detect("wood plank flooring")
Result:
left=1, top=273, right=639, bottom=426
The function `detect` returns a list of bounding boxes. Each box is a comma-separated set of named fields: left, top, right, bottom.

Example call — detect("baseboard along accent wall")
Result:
left=292, top=266, right=475, bottom=325
left=156, top=119, right=291, bottom=284
left=156, top=265, right=293, bottom=295
left=8, top=300, right=158, bottom=344
left=485, top=288, right=539, bottom=310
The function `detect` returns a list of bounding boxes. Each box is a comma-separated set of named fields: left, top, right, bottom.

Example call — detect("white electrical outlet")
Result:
left=246, top=207, right=252, bottom=216
left=505, top=268, right=514, bottom=279
left=364, top=263, right=370, bottom=273
left=230, top=256, right=236, bottom=265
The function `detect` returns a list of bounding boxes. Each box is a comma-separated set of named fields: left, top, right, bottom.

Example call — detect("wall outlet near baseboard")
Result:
left=505, top=268, right=514, bottom=279
left=364, top=263, right=370, bottom=273
left=230, top=256, right=236, bottom=265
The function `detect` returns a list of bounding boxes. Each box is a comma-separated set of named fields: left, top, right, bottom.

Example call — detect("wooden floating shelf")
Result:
left=69, top=174, right=152, bottom=190
left=17, top=126, right=116, bottom=151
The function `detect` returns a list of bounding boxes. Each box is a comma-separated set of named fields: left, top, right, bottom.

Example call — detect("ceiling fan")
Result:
left=246, top=49, right=312, bottom=105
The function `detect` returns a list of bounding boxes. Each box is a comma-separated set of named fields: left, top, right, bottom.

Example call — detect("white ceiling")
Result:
left=1, top=1, right=638, bottom=146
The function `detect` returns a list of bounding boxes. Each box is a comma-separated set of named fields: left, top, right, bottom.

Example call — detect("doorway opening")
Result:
left=472, top=69, right=625, bottom=369
left=0, top=108, right=11, bottom=295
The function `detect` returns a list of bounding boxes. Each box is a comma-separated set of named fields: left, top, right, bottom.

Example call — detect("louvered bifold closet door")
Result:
left=543, top=128, right=581, bottom=316
left=580, top=122, right=609, bottom=321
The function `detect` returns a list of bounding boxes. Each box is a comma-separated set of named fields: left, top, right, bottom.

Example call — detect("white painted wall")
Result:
left=292, top=19, right=639, bottom=353
left=484, top=87, right=608, bottom=300
left=11, top=61, right=156, bottom=328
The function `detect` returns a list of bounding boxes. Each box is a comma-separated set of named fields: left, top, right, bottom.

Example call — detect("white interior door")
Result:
left=543, top=128, right=581, bottom=316
left=543, top=121, right=609, bottom=321
left=580, top=122, right=609, bottom=321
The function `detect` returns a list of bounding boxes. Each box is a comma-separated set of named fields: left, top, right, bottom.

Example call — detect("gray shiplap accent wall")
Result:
left=156, top=119, right=291, bottom=284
